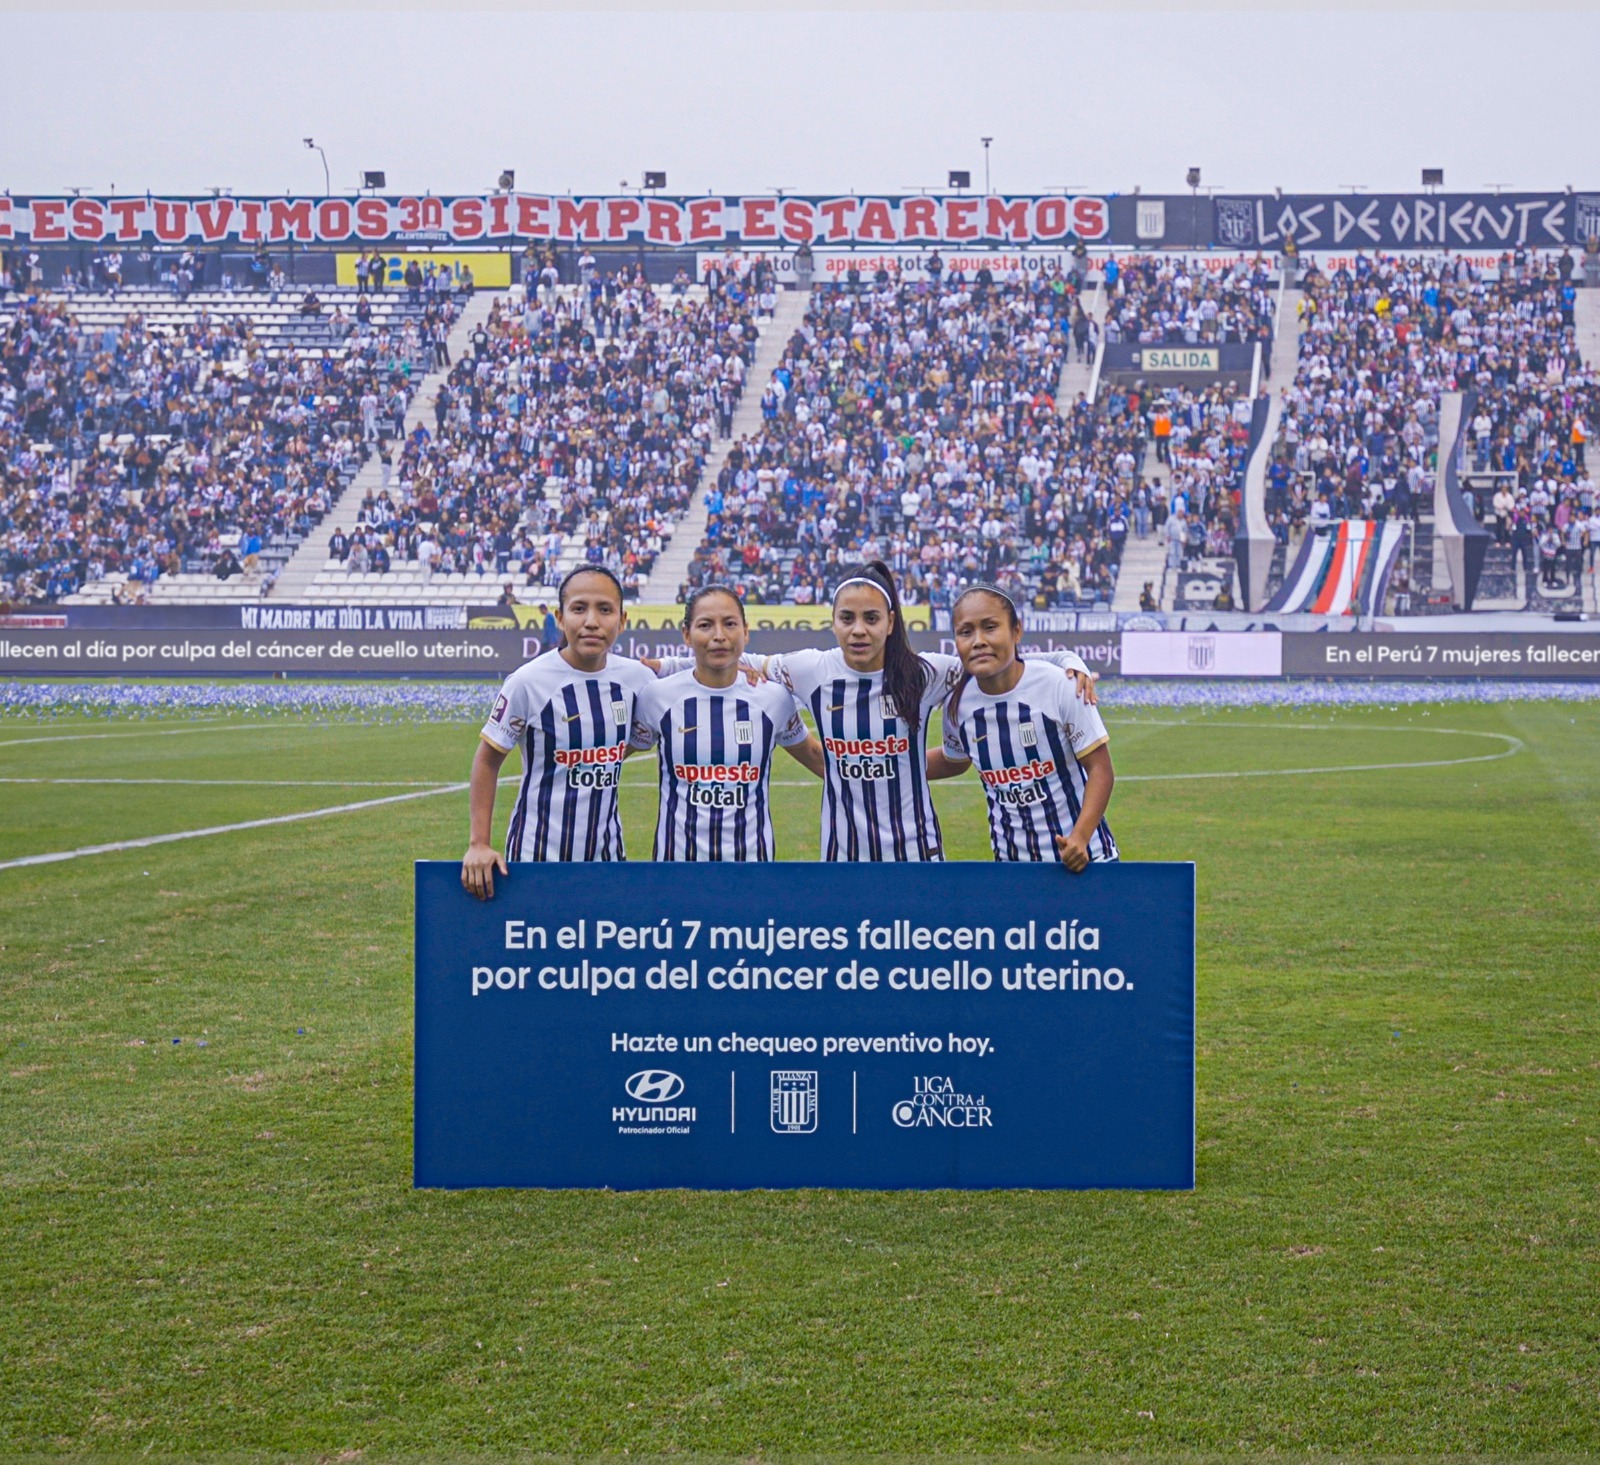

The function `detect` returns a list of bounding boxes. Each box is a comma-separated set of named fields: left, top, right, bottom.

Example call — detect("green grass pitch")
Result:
left=1, top=695, right=1597, bottom=1456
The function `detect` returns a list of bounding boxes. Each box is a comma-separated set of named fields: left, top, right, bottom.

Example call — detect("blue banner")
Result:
left=414, top=861, right=1195, bottom=1190
left=1214, top=192, right=1589, bottom=251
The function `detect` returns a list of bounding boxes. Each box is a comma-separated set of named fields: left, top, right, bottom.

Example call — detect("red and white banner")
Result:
left=0, top=193, right=1112, bottom=248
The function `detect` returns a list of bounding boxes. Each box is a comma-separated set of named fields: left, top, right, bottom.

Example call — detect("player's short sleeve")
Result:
left=941, top=704, right=969, bottom=761
left=481, top=676, right=529, bottom=751
left=924, top=651, right=965, bottom=697
left=765, top=647, right=822, bottom=695
left=628, top=680, right=663, bottom=751
left=1036, top=648, right=1092, bottom=677
left=771, top=687, right=810, bottom=747
left=1059, top=681, right=1110, bottom=758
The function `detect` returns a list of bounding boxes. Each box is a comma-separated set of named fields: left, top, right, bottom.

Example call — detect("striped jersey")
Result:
left=766, top=647, right=955, bottom=862
left=480, top=650, right=657, bottom=862
left=941, top=658, right=1118, bottom=864
left=629, top=669, right=809, bottom=861
left=656, top=647, right=1090, bottom=862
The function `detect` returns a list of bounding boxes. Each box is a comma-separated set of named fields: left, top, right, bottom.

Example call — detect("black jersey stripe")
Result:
left=708, top=694, right=727, bottom=863
left=903, top=663, right=941, bottom=861
left=1020, top=699, right=1071, bottom=850
left=733, top=697, right=752, bottom=862
left=855, top=677, right=885, bottom=863
left=682, top=694, right=701, bottom=861
left=579, top=679, right=610, bottom=863
left=827, top=678, right=859, bottom=860
left=1039, top=717, right=1097, bottom=863
left=532, top=697, right=560, bottom=861
left=970, top=708, right=1005, bottom=862
left=658, top=708, right=678, bottom=861
left=991, top=703, right=1026, bottom=862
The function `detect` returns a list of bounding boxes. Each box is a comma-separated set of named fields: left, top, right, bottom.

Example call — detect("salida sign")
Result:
left=1, top=193, right=1110, bottom=248
left=414, top=860, right=1196, bottom=1190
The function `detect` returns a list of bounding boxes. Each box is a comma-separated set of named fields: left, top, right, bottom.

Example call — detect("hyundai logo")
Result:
left=625, top=1070, right=685, bottom=1103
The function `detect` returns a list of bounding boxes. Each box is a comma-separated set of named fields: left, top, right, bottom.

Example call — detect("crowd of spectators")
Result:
left=1, top=286, right=453, bottom=603
left=678, top=268, right=1131, bottom=611
left=324, top=276, right=759, bottom=596
left=1267, top=252, right=1589, bottom=548
left=1146, top=379, right=1257, bottom=571
left=680, top=263, right=1261, bottom=612
left=1102, top=254, right=1277, bottom=350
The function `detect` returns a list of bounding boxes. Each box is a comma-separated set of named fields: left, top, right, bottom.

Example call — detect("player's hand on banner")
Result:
left=1055, top=831, right=1091, bottom=872
left=462, top=841, right=509, bottom=900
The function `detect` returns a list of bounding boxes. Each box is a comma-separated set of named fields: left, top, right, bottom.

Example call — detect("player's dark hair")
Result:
left=833, top=559, right=930, bottom=736
left=554, top=566, right=625, bottom=652
left=682, top=584, right=747, bottom=629
left=947, top=584, right=1022, bottom=730
left=557, top=564, right=624, bottom=613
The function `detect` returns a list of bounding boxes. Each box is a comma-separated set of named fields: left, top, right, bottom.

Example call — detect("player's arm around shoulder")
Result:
left=772, top=685, right=825, bottom=778
left=627, top=679, right=663, bottom=756
left=1035, top=647, right=1099, bottom=705
left=926, top=693, right=972, bottom=781
left=764, top=647, right=823, bottom=694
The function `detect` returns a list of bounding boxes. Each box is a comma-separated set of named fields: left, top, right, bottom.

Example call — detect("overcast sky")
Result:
left=4, top=9, right=1595, bottom=198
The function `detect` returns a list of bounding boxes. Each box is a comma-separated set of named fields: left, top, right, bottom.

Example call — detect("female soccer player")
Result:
left=629, top=586, right=825, bottom=860
left=462, top=566, right=656, bottom=896
left=658, top=562, right=1096, bottom=861
left=930, top=584, right=1117, bottom=868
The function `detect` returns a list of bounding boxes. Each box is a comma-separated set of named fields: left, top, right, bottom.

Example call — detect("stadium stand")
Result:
left=675, top=265, right=1144, bottom=614
left=6, top=244, right=1596, bottom=617
left=283, top=270, right=773, bottom=606
left=1101, top=254, right=1277, bottom=350
left=1, top=280, right=458, bottom=605
left=1260, top=251, right=1598, bottom=612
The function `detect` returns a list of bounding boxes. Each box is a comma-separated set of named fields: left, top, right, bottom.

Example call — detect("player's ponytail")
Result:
left=833, top=559, right=931, bottom=737
left=947, top=583, right=1021, bottom=730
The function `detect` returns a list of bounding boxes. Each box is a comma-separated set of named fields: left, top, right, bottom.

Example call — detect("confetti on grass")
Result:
left=1, top=677, right=1598, bottom=726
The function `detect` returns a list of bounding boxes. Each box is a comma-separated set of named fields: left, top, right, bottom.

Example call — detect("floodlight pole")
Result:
left=305, top=138, right=330, bottom=196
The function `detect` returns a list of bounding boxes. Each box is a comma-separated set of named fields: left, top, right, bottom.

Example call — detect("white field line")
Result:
left=0, top=777, right=458, bottom=788
left=0, top=776, right=521, bottom=873
left=0, top=723, right=285, bottom=749
left=0, top=727, right=1523, bottom=872
left=0, top=784, right=469, bottom=871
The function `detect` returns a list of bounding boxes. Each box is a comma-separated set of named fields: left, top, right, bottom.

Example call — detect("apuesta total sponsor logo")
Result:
left=555, top=741, right=626, bottom=790
left=615, top=1069, right=696, bottom=1134
left=673, top=761, right=760, bottom=808
left=892, top=1076, right=993, bottom=1129
left=822, top=734, right=909, bottom=782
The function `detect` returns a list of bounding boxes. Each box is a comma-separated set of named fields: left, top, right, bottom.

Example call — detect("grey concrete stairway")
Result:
left=268, top=291, right=498, bottom=600
left=635, top=286, right=812, bottom=603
